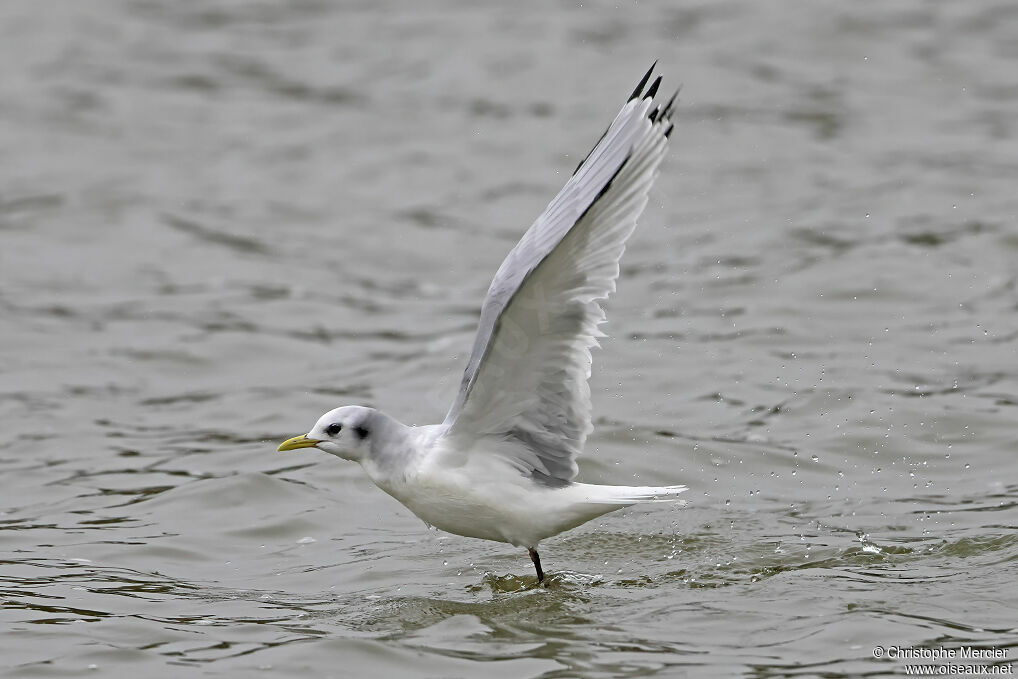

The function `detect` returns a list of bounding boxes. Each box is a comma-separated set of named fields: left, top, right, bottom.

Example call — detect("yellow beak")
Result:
left=277, top=434, right=322, bottom=452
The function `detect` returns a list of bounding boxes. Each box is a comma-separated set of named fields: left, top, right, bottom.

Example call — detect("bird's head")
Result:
left=277, top=405, right=376, bottom=462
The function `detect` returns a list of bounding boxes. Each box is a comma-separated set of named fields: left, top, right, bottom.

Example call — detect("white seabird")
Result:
left=279, top=64, right=686, bottom=583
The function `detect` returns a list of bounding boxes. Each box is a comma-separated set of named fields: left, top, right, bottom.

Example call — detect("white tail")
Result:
left=575, top=482, right=689, bottom=506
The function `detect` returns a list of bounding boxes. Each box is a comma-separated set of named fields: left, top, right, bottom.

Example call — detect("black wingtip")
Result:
left=628, top=61, right=658, bottom=102
left=661, top=87, right=682, bottom=118
left=664, top=122, right=675, bottom=138
left=646, top=75, right=662, bottom=100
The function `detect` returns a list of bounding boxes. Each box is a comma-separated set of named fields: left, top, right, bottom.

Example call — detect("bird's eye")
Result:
left=325, top=423, right=342, bottom=436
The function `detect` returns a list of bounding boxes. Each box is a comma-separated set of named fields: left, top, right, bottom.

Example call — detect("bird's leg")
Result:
left=528, top=547, right=545, bottom=583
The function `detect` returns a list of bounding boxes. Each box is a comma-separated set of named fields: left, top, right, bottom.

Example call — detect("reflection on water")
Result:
left=2, top=0, right=1018, bottom=677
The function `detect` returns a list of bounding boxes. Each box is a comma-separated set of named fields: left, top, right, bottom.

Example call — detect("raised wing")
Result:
left=441, top=64, right=677, bottom=483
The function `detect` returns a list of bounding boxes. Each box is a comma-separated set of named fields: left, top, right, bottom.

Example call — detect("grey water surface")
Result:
left=2, top=1, right=1017, bottom=677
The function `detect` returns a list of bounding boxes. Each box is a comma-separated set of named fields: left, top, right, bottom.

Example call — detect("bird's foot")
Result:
left=528, top=547, right=545, bottom=584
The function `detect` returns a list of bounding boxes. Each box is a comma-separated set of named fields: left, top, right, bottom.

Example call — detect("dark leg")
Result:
left=528, top=547, right=545, bottom=583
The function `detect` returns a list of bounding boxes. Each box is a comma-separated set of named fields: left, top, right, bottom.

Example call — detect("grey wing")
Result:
left=441, top=65, right=677, bottom=483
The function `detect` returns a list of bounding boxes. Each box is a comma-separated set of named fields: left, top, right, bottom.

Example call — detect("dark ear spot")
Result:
left=353, top=425, right=369, bottom=440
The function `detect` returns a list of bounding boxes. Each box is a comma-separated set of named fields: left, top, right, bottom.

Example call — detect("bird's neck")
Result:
left=359, top=413, right=420, bottom=486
